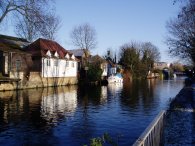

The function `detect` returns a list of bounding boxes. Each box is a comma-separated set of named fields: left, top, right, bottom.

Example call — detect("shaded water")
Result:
left=0, top=79, right=184, bottom=146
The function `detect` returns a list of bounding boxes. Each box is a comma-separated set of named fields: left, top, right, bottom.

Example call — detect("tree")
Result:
left=0, top=0, right=59, bottom=41
left=39, top=13, right=61, bottom=41
left=119, top=42, right=140, bottom=73
left=14, top=15, right=38, bottom=42
left=170, top=61, right=184, bottom=72
left=87, top=63, right=103, bottom=82
left=0, top=0, right=50, bottom=24
left=119, top=41, right=161, bottom=78
left=141, top=42, right=160, bottom=68
left=15, top=12, right=61, bottom=42
left=70, top=23, right=97, bottom=50
left=166, top=0, right=195, bottom=63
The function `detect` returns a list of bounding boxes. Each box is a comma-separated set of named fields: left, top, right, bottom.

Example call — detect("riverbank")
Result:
left=164, top=82, right=195, bottom=145
left=0, top=72, right=78, bottom=91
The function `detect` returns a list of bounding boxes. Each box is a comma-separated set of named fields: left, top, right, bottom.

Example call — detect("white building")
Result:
left=26, top=38, right=78, bottom=78
left=153, top=62, right=170, bottom=70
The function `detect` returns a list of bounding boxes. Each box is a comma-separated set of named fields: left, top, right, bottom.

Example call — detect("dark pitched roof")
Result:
left=0, top=34, right=30, bottom=54
left=25, top=38, right=73, bottom=59
left=88, top=55, right=107, bottom=64
left=68, top=49, right=84, bottom=57
left=68, top=49, right=90, bottom=57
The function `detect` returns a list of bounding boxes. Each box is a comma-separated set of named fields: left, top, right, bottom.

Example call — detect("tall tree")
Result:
left=119, top=42, right=141, bottom=73
left=141, top=42, right=160, bottom=68
left=14, top=15, right=37, bottom=42
left=15, top=12, right=61, bottom=41
left=166, top=0, right=195, bottom=63
left=0, top=0, right=60, bottom=41
left=119, top=41, right=161, bottom=78
left=70, top=23, right=97, bottom=50
left=40, top=14, right=61, bottom=41
left=0, top=0, right=50, bottom=24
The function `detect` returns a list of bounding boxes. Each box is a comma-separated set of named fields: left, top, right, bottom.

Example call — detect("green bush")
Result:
left=87, top=64, right=103, bottom=82
left=84, top=133, right=120, bottom=146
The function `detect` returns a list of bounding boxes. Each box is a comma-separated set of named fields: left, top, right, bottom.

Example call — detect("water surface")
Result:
left=0, top=78, right=184, bottom=145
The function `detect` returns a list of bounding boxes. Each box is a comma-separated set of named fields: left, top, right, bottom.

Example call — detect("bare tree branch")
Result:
left=8, top=0, right=60, bottom=41
left=167, top=0, right=195, bottom=63
left=70, top=23, right=97, bottom=50
left=40, top=13, right=61, bottom=40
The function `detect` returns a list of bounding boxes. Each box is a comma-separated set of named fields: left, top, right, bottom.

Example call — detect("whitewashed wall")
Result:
left=42, top=58, right=77, bottom=78
left=108, top=67, right=116, bottom=75
left=101, top=64, right=108, bottom=77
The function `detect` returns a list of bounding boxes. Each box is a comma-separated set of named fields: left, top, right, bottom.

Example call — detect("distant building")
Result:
left=88, top=55, right=108, bottom=77
left=153, top=62, right=170, bottom=70
left=107, top=59, right=117, bottom=76
left=68, top=49, right=90, bottom=69
left=104, top=50, right=117, bottom=76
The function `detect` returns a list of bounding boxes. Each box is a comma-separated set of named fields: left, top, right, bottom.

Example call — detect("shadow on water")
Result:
left=68, top=85, right=103, bottom=145
left=77, top=85, right=102, bottom=106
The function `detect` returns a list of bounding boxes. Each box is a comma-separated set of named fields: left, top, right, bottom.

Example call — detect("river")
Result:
left=0, top=78, right=184, bottom=146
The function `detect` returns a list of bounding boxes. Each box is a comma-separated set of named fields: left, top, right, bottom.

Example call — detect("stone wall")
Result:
left=0, top=72, right=78, bottom=91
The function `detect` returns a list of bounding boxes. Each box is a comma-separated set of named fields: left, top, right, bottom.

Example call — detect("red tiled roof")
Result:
left=25, top=38, right=72, bottom=59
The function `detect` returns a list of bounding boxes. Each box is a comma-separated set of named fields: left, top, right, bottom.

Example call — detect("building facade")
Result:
left=0, top=34, right=32, bottom=78
left=153, top=62, right=170, bottom=70
left=26, top=38, right=78, bottom=78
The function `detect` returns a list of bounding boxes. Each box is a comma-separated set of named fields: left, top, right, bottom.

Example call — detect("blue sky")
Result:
left=1, top=0, right=181, bottom=63
left=55, top=0, right=180, bottom=62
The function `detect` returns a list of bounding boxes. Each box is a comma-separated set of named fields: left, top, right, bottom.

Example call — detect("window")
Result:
left=54, top=59, right=58, bottom=66
left=72, top=62, right=74, bottom=67
left=66, top=61, right=69, bottom=67
left=4, top=55, right=8, bottom=74
left=103, top=65, right=107, bottom=72
left=47, top=59, right=50, bottom=66
left=16, top=60, right=21, bottom=70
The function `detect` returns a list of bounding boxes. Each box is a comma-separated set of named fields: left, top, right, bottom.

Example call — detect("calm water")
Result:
left=0, top=78, right=184, bottom=146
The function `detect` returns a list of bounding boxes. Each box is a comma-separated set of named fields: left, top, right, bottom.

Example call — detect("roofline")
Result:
left=0, top=34, right=29, bottom=42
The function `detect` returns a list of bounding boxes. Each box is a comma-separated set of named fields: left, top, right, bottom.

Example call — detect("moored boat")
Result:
left=107, top=73, right=123, bottom=84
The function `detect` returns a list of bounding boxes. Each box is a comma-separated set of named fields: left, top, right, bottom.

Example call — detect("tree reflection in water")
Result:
left=121, top=79, right=160, bottom=113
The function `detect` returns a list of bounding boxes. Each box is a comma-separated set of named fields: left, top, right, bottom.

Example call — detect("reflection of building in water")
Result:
left=101, top=86, right=107, bottom=103
left=0, top=90, right=14, bottom=99
left=41, top=86, right=77, bottom=122
left=147, top=79, right=156, bottom=91
left=108, top=83, right=123, bottom=95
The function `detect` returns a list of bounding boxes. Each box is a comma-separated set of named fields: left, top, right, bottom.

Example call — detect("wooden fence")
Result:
left=132, top=110, right=166, bottom=146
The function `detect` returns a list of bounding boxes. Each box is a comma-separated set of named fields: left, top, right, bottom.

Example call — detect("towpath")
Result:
left=164, top=86, right=195, bottom=145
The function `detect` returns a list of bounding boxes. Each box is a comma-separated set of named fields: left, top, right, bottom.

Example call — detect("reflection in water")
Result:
left=0, top=79, right=184, bottom=146
left=108, top=83, right=123, bottom=94
left=0, top=86, right=78, bottom=145
left=101, top=86, right=107, bottom=104
left=41, top=86, right=77, bottom=122
left=121, top=79, right=160, bottom=112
